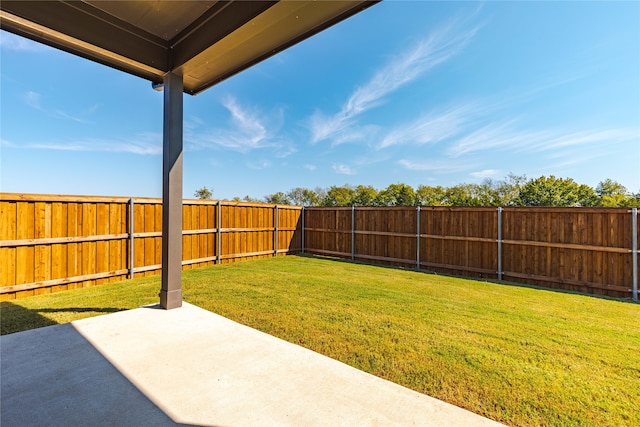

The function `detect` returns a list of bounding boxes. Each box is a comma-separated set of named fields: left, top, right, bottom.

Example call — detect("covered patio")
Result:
left=1, top=2, right=501, bottom=425
left=1, top=302, right=502, bottom=426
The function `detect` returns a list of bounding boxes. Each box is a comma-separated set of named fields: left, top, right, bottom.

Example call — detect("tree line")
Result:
left=194, top=175, right=640, bottom=207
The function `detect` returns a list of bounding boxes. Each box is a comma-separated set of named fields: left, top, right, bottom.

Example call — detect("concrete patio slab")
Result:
left=1, top=302, right=504, bottom=426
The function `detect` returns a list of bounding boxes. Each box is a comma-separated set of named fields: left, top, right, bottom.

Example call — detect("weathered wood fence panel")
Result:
left=0, top=194, right=301, bottom=300
left=501, top=208, right=633, bottom=296
left=304, top=206, right=637, bottom=299
left=304, top=208, right=352, bottom=259
left=419, top=207, right=498, bottom=278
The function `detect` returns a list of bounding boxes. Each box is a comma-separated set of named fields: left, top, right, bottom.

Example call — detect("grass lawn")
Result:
left=2, top=255, right=638, bottom=426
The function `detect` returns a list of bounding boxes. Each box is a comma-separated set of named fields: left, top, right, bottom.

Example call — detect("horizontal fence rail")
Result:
left=1, top=194, right=637, bottom=301
left=303, top=206, right=639, bottom=300
left=0, top=194, right=302, bottom=300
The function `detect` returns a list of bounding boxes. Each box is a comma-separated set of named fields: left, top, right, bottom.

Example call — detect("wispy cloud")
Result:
left=379, top=103, right=476, bottom=149
left=397, top=159, right=477, bottom=173
left=447, top=123, right=638, bottom=157
left=309, top=15, right=481, bottom=144
left=333, top=163, right=356, bottom=175
left=186, top=96, right=286, bottom=154
left=304, top=164, right=317, bottom=171
left=3, top=133, right=162, bottom=155
left=470, top=169, right=499, bottom=178
left=23, top=90, right=93, bottom=123
left=247, top=160, right=272, bottom=170
left=0, top=32, right=46, bottom=52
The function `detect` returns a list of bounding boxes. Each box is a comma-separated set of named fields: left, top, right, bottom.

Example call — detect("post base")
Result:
left=159, top=289, right=183, bottom=309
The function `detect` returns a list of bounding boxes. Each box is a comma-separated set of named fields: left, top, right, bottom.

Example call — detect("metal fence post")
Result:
left=301, top=207, right=305, bottom=254
left=416, top=206, right=421, bottom=270
left=632, top=207, right=638, bottom=301
left=497, top=207, right=503, bottom=281
left=129, top=198, right=135, bottom=279
left=351, top=206, right=355, bottom=261
left=217, top=200, right=221, bottom=264
left=274, top=205, right=279, bottom=257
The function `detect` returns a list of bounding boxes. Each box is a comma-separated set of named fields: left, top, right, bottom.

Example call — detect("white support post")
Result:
left=160, top=71, right=184, bottom=310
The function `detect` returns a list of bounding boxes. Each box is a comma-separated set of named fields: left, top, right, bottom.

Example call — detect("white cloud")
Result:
left=397, top=159, right=476, bottom=173
left=379, top=103, right=475, bottom=149
left=446, top=121, right=544, bottom=157
left=23, top=91, right=92, bottom=123
left=0, top=32, right=46, bottom=52
left=25, top=91, right=42, bottom=109
left=186, top=96, right=284, bottom=153
left=447, top=123, right=638, bottom=158
left=333, top=163, right=356, bottom=175
left=4, top=133, right=162, bottom=155
left=309, top=16, right=481, bottom=144
left=247, top=160, right=272, bottom=170
left=304, top=164, right=317, bottom=171
left=470, top=169, right=499, bottom=178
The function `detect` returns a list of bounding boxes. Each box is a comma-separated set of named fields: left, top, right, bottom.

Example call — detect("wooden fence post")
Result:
left=632, top=207, right=638, bottom=301
left=129, top=197, right=134, bottom=279
left=216, top=200, right=221, bottom=264
left=351, top=206, right=355, bottom=261
left=274, top=205, right=279, bottom=257
left=497, top=207, right=503, bottom=281
left=301, top=207, right=305, bottom=254
left=416, top=206, right=421, bottom=270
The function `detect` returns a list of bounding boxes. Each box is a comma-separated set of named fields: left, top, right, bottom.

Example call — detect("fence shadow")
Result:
left=0, top=303, right=128, bottom=336
left=1, top=302, right=59, bottom=335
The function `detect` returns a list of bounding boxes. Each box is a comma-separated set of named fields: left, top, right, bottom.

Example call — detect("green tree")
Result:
left=194, top=186, right=213, bottom=200
left=443, top=184, right=486, bottom=206
left=286, top=187, right=320, bottom=206
left=595, top=179, right=634, bottom=207
left=376, top=183, right=417, bottom=206
left=321, top=185, right=356, bottom=206
left=596, top=179, right=628, bottom=198
left=416, top=185, right=446, bottom=206
left=352, top=185, right=379, bottom=206
left=517, top=176, right=597, bottom=207
left=494, top=173, right=527, bottom=206
left=264, top=192, right=291, bottom=205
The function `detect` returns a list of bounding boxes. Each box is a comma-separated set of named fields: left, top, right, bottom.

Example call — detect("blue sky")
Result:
left=1, top=1, right=639, bottom=200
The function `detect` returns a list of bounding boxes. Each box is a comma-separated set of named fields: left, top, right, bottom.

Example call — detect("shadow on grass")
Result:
left=294, top=253, right=639, bottom=305
left=0, top=303, right=126, bottom=336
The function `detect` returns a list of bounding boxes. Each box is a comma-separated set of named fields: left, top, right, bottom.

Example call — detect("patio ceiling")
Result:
left=0, top=0, right=376, bottom=95
left=0, top=0, right=377, bottom=309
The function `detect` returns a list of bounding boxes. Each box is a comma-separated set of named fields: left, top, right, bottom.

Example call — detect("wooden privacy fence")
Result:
left=1, top=194, right=638, bottom=301
left=0, top=194, right=302, bottom=300
left=303, top=207, right=639, bottom=300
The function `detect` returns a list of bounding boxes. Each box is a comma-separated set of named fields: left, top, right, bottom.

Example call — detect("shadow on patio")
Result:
left=1, top=302, right=502, bottom=426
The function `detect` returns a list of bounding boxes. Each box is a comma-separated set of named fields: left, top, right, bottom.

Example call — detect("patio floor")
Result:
left=1, top=302, right=503, bottom=426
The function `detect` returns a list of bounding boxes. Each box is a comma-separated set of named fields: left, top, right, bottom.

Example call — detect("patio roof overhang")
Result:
left=0, top=0, right=377, bottom=309
left=0, top=0, right=375, bottom=95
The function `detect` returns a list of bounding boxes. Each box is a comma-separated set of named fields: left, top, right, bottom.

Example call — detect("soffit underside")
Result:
left=0, top=0, right=375, bottom=95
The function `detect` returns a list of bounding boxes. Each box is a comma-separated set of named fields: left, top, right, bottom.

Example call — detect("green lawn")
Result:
left=2, top=255, right=638, bottom=426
